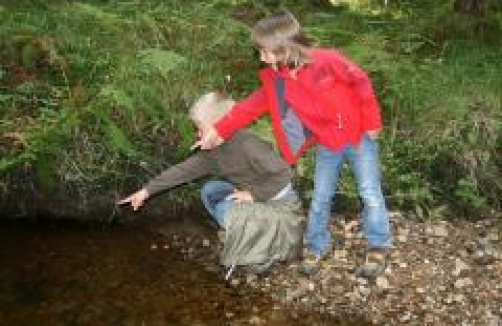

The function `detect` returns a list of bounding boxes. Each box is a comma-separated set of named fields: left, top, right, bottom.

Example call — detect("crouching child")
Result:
left=118, top=92, right=304, bottom=278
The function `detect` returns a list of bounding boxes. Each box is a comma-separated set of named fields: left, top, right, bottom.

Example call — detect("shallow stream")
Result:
left=0, top=216, right=369, bottom=325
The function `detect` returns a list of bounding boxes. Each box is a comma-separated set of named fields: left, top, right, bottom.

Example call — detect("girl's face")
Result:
left=258, top=48, right=281, bottom=66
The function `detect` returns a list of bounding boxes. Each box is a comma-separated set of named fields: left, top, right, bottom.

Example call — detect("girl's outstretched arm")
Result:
left=215, top=88, right=268, bottom=139
left=195, top=89, right=268, bottom=150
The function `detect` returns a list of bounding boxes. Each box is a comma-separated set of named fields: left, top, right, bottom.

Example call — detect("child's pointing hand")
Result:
left=117, top=188, right=149, bottom=211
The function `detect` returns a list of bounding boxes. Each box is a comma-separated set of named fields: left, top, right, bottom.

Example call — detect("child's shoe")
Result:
left=356, top=248, right=387, bottom=278
left=298, top=251, right=323, bottom=275
left=245, top=259, right=275, bottom=275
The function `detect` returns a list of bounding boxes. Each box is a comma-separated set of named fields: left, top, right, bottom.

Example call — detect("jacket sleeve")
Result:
left=215, top=88, right=269, bottom=139
left=329, top=51, right=382, bottom=131
left=144, top=153, right=214, bottom=196
left=348, top=66, right=382, bottom=131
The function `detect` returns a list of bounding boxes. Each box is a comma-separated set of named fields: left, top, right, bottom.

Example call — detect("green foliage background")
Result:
left=0, top=0, right=500, bottom=219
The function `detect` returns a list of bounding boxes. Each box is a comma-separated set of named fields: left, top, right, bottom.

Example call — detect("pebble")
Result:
left=376, top=276, right=390, bottom=289
left=454, top=278, right=474, bottom=288
left=153, top=215, right=502, bottom=325
left=453, top=258, right=470, bottom=277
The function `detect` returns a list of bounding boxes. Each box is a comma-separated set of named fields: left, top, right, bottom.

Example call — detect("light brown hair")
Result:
left=189, top=92, right=235, bottom=125
left=251, top=9, right=312, bottom=68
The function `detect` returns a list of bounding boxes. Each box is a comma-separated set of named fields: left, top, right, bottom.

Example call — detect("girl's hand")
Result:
left=118, top=188, right=149, bottom=211
left=192, top=126, right=224, bottom=150
left=226, top=190, right=254, bottom=203
left=366, top=129, right=381, bottom=140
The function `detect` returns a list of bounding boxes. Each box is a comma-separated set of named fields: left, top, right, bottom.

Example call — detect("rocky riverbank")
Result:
left=154, top=212, right=502, bottom=325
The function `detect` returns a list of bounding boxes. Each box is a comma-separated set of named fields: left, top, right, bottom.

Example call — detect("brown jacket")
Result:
left=144, top=130, right=292, bottom=201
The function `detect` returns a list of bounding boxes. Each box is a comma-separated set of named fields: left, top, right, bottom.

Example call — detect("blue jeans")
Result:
left=306, top=134, right=392, bottom=256
left=200, top=180, right=235, bottom=228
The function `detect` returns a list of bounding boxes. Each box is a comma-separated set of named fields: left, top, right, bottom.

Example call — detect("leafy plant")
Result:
left=1, top=0, right=500, bottom=220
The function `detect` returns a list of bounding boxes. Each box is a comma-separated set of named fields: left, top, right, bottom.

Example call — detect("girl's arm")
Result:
left=215, top=88, right=268, bottom=139
left=195, top=89, right=268, bottom=150
left=326, top=49, right=382, bottom=132
left=348, top=66, right=382, bottom=132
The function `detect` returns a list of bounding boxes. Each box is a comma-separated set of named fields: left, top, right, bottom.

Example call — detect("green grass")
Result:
left=0, top=0, right=500, bottom=219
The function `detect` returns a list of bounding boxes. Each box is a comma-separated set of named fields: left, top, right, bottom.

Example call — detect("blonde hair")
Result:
left=189, top=92, right=235, bottom=125
left=251, top=9, right=312, bottom=68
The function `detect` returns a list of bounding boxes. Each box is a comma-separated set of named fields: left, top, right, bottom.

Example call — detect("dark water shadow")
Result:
left=0, top=216, right=372, bottom=325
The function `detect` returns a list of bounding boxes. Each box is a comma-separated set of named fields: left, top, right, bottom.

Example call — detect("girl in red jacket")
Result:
left=196, top=9, right=392, bottom=277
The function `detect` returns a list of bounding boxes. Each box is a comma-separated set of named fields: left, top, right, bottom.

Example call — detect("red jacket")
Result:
left=215, top=48, right=382, bottom=164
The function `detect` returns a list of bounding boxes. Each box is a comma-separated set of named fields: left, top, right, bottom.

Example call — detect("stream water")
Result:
left=0, top=216, right=370, bottom=326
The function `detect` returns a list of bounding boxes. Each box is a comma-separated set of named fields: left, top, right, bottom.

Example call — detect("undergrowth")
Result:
left=0, top=0, right=500, bottom=219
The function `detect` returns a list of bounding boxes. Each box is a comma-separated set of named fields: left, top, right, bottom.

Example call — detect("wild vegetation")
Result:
left=0, top=0, right=500, bottom=220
